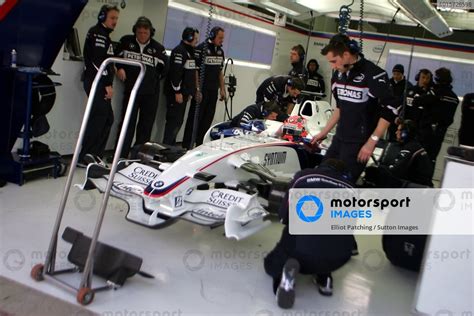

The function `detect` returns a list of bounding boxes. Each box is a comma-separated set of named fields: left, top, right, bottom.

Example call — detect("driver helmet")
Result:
left=281, top=115, right=308, bottom=142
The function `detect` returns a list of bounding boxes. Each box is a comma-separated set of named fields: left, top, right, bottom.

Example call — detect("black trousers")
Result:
left=80, top=79, right=114, bottom=161
left=162, top=94, right=189, bottom=146
left=117, top=92, right=159, bottom=158
left=264, top=227, right=352, bottom=291
left=182, top=89, right=218, bottom=149
left=324, top=137, right=366, bottom=182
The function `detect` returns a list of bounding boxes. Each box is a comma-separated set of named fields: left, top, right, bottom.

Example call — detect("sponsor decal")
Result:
left=123, top=165, right=160, bottom=185
left=263, top=151, right=287, bottom=166
left=192, top=208, right=225, bottom=220
left=184, top=59, right=196, bottom=69
left=113, top=181, right=144, bottom=195
left=353, top=74, right=365, bottom=83
left=337, top=87, right=363, bottom=99
left=205, top=56, right=224, bottom=65
left=175, top=196, right=183, bottom=208
left=153, top=180, right=164, bottom=188
left=306, top=79, right=320, bottom=87
left=207, top=190, right=245, bottom=209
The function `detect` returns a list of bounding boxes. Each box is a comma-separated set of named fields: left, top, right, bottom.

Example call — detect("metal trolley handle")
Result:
left=44, top=57, right=145, bottom=289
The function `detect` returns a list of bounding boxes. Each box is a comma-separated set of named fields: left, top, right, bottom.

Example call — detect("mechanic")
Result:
left=458, top=93, right=474, bottom=146
left=79, top=4, right=119, bottom=166
left=230, top=100, right=280, bottom=127
left=115, top=16, right=167, bottom=158
left=401, top=68, right=434, bottom=125
left=303, top=59, right=326, bottom=100
left=163, top=27, right=201, bottom=146
left=364, top=119, right=434, bottom=187
left=387, top=64, right=412, bottom=141
left=420, top=67, right=459, bottom=162
left=288, top=44, right=307, bottom=81
left=310, top=34, right=398, bottom=182
left=256, top=75, right=305, bottom=121
left=264, top=159, right=356, bottom=309
left=182, top=26, right=226, bottom=149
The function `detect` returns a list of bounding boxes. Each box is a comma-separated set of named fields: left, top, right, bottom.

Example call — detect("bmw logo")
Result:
left=153, top=181, right=164, bottom=188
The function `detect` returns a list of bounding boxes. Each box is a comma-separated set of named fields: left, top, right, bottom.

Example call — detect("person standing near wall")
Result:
left=288, top=44, right=307, bottom=81
left=116, top=16, right=167, bottom=158
left=182, top=26, right=226, bottom=149
left=305, top=59, right=325, bottom=97
left=163, top=27, right=201, bottom=146
left=80, top=4, right=119, bottom=166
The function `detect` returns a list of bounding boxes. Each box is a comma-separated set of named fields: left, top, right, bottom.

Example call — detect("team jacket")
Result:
left=230, top=103, right=264, bottom=127
left=165, top=41, right=197, bottom=96
left=278, top=165, right=355, bottom=260
left=402, top=85, right=435, bottom=124
left=389, top=77, right=412, bottom=103
left=386, top=140, right=433, bottom=187
left=431, top=84, right=459, bottom=128
left=288, top=60, right=307, bottom=81
left=83, top=23, right=115, bottom=86
left=331, top=56, right=398, bottom=143
left=256, top=75, right=297, bottom=110
left=194, top=40, right=224, bottom=91
left=116, top=35, right=167, bottom=95
left=305, top=70, right=325, bottom=95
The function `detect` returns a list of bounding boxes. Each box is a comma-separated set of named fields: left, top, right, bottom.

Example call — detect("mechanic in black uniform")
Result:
left=402, top=68, right=434, bottom=125
left=264, top=159, right=356, bottom=309
left=304, top=59, right=326, bottom=98
left=387, top=64, right=412, bottom=141
left=163, top=27, right=201, bottom=146
left=256, top=75, right=305, bottom=120
left=183, top=26, right=226, bottom=149
left=80, top=4, right=119, bottom=165
left=116, top=16, right=167, bottom=158
left=420, top=67, right=459, bottom=162
left=311, top=34, right=399, bottom=182
left=288, top=44, right=307, bottom=81
left=365, top=119, right=433, bottom=188
left=230, top=100, right=280, bottom=127
left=458, top=93, right=474, bottom=146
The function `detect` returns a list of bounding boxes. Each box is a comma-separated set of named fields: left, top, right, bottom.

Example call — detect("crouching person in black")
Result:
left=264, top=159, right=356, bottom=309
left=364, top=119, right=433, bottom=188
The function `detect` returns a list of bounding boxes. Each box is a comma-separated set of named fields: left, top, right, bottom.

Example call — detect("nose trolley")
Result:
left=30, top=58, right=145, bottom=305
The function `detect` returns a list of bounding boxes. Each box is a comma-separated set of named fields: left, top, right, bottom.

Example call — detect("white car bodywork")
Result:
left=79, top=100, right=334, bottom=240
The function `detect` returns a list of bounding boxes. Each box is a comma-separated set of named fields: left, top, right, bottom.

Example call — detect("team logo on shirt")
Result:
left=353, top=74, right=365, bottom=83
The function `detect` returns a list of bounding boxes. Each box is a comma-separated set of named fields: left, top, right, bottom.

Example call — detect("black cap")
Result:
left=392, top=64, right=404, bottom=74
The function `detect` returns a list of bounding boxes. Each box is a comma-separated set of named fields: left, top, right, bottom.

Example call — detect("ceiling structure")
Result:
left=232, top=0, right=474, bottom=35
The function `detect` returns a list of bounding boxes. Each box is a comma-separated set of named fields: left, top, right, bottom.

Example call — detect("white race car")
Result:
left=78, top=100, right=333, bottom=240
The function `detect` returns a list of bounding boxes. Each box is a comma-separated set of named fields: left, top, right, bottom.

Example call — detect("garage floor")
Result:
left=0, top=171, right=420, bottom=315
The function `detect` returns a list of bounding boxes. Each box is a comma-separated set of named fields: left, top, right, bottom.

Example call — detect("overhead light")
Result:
left=389, top=0, right=453, bottom=37
left=261, top=1, right=301, bottom=16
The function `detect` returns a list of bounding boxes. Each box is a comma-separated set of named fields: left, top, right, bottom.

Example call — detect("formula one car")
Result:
left=77, top=100, right=333, bottom=240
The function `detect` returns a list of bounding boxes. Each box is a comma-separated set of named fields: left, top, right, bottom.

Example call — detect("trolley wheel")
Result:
left=30, top=264, right=44, bottom=281
left=77, top=287, right=94, bottom=305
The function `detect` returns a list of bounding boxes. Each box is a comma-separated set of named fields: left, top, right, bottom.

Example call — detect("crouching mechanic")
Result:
left=365, top=119, right=433, bottom=188
left=230, top=100, right=279, bottom=128
left=256, top=75, right=305, bottom=121
left=264, top=159, right=356, bottom=309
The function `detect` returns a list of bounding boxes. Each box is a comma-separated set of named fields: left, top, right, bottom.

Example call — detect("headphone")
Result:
left=287, top=77, right=305, bottom=91
left=292, top=44, right=305, bottom=61
left=330, top=34, right=360, bottom=54
left=415, top=69, right=433, bottom=82
left=98, top=5, right=117, bottom=23
left=209, top=26, right=224, bottom=41
left=182, top=27, right=199, bottom=42
left=133, top=16, right=155, bottom=37
left=399, top=119, right=416, bottom=141
left=261, top=101, right=279, bottom=117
